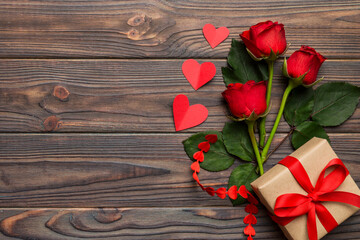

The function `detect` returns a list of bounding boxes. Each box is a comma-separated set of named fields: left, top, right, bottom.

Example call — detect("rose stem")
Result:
left=261, top=81, right=297, bottom=163
left=259, top=60, right=274, bottom=148
left=247, top=120, right=264, bottom=175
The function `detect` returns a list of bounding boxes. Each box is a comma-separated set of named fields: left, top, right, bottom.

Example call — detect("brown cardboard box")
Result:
left=251, top=137, right=360, bottom=240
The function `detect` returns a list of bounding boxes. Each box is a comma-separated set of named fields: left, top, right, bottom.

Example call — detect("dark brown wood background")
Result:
left=0, top=1, right=359, bottom=239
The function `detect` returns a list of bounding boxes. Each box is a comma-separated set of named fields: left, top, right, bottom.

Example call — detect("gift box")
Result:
left=251, top=137, right=360, bottom=240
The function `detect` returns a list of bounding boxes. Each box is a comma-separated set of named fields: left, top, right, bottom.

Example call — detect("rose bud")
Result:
left=283, top=46, right=326, bottom=86
left=222, top=80, right=268, bottom=121
left=240, top=21, right=287, bottom=61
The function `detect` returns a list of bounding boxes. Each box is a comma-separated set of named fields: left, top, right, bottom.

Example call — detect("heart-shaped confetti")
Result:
left=182, top=59, right=216, bottom=90
left=173, top=94, right=208, bottom=131
left=203, top=23, right=229, bottom=48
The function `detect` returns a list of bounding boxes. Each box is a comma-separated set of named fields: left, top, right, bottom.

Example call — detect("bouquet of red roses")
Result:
left=181, top=21, right=360, bottom=239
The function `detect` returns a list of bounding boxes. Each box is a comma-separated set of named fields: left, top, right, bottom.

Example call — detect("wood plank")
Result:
left=0, top=133, right=358, bottom=208
left=0, top=0, right=359, bottom=58
left=1, top=59, right=359, bottom=133
left=0, top=207, right=358, bottom=239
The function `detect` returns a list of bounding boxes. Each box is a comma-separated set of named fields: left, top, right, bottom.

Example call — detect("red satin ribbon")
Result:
left=273, top=156, right=360, bottom=240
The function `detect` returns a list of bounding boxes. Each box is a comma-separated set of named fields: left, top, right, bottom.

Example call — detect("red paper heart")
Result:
left=205, top=187, right=215, bottom=196
left=193, top=151, right=204, bottom=162
left=245, top=204, right=259, bottom=214
left=205, top=134, right=218, bottom=143
left=191, top=161, right=200, bottom=173
left=238, top=185, right=248, bottom=199
left=227, top=185, right=238, bottom=200
left=173, top=94, right=208, bottom=131
left=182, top=59, right=216, bottom=90
left=244, top=214, right=257, bottom=225
left=215, top=187, right=227, bottom=199
left=203, top=23, right=229, bottom=48
left=244, top=225, right=256, bottom=236
left=198, top=141, right=210, bottom=152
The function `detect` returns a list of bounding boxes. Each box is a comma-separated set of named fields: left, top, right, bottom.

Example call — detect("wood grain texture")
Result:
left=0, top=208, right=358, bottom=240
left=0, top=0, right=359, bottom=58
left=1, top=59, right=359, bottom=133
left=0, top=133, right=359, bottom=208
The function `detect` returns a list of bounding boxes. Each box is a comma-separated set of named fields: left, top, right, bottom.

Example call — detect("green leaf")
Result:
left=222, top=121, right=254, bottom=161
left=312, top=82, right=360, bottom=126
left=291, top=121, right=330, bottom=149
left=228, top=164, right=259, bottom=206
left=222, top=39, right=268, bottom=86
left=284, top=87, right=314, bottom=126
left=182, top=131, right=235, bottom=172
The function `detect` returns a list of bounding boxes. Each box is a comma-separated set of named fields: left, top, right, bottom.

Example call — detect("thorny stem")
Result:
left=261, top=81, right=297, bottom=163
left=259, top=60, right=275, bottom=148
left=265, top=127, right=295, bottom=161
left=247, top=121, right=264, bottom=175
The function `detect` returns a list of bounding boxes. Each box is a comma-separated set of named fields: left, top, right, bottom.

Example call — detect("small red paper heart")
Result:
left=245, top=204, right=259, bottom=214
left=205, top=134, right=218, bottom=143
left=193, top=151, right=204, bottom=162
left=238, top=185, right=248, bottom=199
left=227, top=185, right=238, bottom=200
left=203, top=23, right=229, bottom=48
left=198, top=141, right=210, bottom=152
left=244, top=214, right=257, bottom=225
left=205, top=187, right=215, bottom=196
left=244, top=224, right=256, bottom=236
left=192, top=172, right=200, bottom=183
left=215, top=187, right=227, bottom=199
left=173, top=94, right=208, bottom=131
left=191, top=161, right=200, bottom=173
left=182, top=59, right=216, bottom=90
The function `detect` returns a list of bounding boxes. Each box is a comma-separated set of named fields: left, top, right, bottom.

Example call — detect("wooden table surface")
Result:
left=0, top=1, right=359, bottom=239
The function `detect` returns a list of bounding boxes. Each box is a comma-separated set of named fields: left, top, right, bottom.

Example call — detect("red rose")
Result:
left=240, top=21, right=287, bottom=60
left=222, top=80, right=267, bottom=119
left=286, top=46, right=326, bottom=85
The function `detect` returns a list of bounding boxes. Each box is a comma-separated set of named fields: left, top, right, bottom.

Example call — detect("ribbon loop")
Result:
left=273, top=156, right=360, bottom=240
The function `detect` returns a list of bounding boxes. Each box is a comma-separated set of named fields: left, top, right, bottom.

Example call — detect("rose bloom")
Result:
left=240, top=21, right=287, bottom=59
left=222, top=80, right=267, bottom=119
left=286, top=46, right=326, bottom=85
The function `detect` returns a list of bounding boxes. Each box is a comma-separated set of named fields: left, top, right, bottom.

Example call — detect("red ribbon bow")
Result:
left=273, top=156, right=360, bottom=240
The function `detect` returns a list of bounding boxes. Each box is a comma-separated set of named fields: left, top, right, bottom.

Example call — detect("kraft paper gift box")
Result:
left=251, top=137, right=360, bottom=240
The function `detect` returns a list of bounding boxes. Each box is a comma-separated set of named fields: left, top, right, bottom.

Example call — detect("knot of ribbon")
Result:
left=273, top=156, right=360, bottom=240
